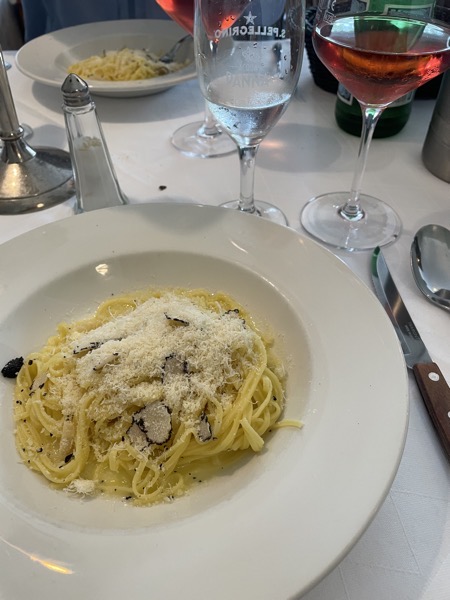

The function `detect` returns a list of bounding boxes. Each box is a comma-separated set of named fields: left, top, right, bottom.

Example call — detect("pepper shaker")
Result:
left=61, top=73, right=128, bottom=213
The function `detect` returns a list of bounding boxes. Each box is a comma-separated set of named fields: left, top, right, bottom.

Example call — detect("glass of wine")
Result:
left=301, top=0, right=450, bottom=251
left=156, top=0, right=237, bottom=158
left=195, top=0, right=305, bottom=225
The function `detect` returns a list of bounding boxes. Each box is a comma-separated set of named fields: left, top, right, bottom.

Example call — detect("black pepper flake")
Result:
left=158, top=185, right=167, bottom=191
left=28, top=359, right=33, bottom=366
left=36, top=448, right=43, bottom=453
left=124, top=495, right=132, bottom=500
left=64, top=453, right=74, bottom=463
left=1, top=357, right=24, bottom=378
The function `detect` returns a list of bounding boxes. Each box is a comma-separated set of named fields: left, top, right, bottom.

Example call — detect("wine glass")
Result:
left=301, top=1, right=450, bottom=251
left=156, top=0, right=237, bottom=157
left=195, top=0, right=305, bottom=225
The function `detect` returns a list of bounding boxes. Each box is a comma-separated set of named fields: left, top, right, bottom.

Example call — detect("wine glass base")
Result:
left=171, top=121, right=236, bottom=158
left=301, top=192, right=401, bottom=251
left=220, top=199, right=288, bottom=226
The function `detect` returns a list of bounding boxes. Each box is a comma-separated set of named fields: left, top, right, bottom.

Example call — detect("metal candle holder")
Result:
left=0, top=48, right=75, bottom=214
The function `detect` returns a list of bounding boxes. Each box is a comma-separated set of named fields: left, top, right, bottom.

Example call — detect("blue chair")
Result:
left=21, top=0, right=169, bottom=41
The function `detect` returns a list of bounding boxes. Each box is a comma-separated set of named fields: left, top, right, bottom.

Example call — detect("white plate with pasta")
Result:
left=0, top=203, right=408, bottom=600
left=15, top=19, right=196, bottom=97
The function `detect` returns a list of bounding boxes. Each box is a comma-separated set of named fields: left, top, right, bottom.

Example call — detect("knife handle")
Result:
left=413, top=363, right=450, bottom=461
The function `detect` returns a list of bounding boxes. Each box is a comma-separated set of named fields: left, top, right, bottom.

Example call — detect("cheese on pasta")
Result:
left=68, top=48, right=188, bottom=81
left=14, top=288, right=300, bottom=506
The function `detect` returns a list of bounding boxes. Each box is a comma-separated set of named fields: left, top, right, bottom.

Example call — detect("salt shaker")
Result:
left=422, top=70, right=450, bottom=184
left=61, top=74, right=128, bottom=213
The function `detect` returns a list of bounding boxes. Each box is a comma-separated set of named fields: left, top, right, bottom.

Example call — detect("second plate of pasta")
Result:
left=16, top=19, right=196, bottom=97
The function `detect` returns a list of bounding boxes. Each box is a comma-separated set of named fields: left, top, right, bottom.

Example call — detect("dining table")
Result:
left=1, top=47, right=450, bottom=600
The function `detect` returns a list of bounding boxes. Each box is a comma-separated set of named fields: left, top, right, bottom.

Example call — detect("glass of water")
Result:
left=194, top=0, right=305, bottom=225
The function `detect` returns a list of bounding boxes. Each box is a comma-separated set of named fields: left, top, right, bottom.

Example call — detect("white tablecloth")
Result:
left=1, top=50, right=450, bottom=600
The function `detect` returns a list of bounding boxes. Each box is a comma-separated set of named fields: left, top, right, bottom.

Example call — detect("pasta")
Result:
left=13, top=288, right=300, bottom=506
left=68, top=48, right=188, bottom=81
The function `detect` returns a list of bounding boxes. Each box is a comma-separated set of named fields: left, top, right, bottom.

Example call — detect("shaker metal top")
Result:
left=61, top=73, right=91, bottom=107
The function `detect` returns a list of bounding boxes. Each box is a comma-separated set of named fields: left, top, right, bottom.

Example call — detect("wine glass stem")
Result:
left=340, top=105, right=384, bottom=221
left=238, top=145, right=259, bottom=214
left=197, top=102, right=223, bottom=138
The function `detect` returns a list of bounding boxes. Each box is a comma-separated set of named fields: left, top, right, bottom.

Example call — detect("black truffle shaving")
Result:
left=73, top=338, right=123, bottom=355
left=128, top=402, right=172, bottom=446
left=73, top=341, right=102, bottom=355
left=223, top=308, right=246, bottom=326
left=1, top=357, right=24, bottom=378
left=127, top=422, right=148, bottom=451
left=163, top=353, right=188, bottom=382
left=197, top=413, right=212, bottom=442
left=164, top=313, right=189, bottom=327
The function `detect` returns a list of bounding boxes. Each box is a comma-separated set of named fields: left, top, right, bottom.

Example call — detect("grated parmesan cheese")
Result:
left=59, top=293, right=259, bottom=442
left=64, top=478, right=96, bottom=496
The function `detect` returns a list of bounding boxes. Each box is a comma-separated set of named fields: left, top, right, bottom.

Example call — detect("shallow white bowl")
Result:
left=0, top=203, right=408, bottom=600
left=15, top=19, right=196, bottom=98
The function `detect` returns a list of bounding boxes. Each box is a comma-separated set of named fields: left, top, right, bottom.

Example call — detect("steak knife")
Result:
left=371, top=247, right=450, bottom=460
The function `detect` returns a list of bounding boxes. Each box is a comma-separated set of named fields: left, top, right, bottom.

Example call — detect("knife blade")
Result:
left=371, top=246, right=450, bottom=460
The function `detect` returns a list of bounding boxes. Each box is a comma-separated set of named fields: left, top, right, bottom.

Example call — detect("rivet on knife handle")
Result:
left=413, top=363, right=450, bottom=460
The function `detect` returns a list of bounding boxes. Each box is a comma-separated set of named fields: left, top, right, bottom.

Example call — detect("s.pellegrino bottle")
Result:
left=334, top=0, right=435, bottom=138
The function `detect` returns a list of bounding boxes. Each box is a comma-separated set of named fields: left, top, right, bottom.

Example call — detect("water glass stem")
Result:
left=339, top=105, right=384, bottom=221
left=238, top=145, right=259, bottom=214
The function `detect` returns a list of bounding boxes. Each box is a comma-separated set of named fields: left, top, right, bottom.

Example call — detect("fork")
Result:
left=159, top=34, right=192, bottom=64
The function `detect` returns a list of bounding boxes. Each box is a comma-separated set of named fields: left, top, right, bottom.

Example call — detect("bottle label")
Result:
left=367, top=1, right=433, bottom=16
left=337, top=84, right=353, bottom=106
left=337, top=84, right=414, bottom=107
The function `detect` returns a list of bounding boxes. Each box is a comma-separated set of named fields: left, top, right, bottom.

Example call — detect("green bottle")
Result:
left=335, top=86, right=415, bottom=138
left=334, top=0, right=434, bottom=138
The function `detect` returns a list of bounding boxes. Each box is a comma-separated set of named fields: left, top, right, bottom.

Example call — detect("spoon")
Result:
left=411, top=224, right=450, bottom=312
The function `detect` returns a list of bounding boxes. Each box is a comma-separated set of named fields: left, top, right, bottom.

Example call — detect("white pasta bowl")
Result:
left=0, top=203, right=408, bottom=600
left=15, top=19, right=196, bottom=97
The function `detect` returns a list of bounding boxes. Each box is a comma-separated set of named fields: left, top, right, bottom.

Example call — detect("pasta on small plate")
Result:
left=16, top=19, right=196, bottom=97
